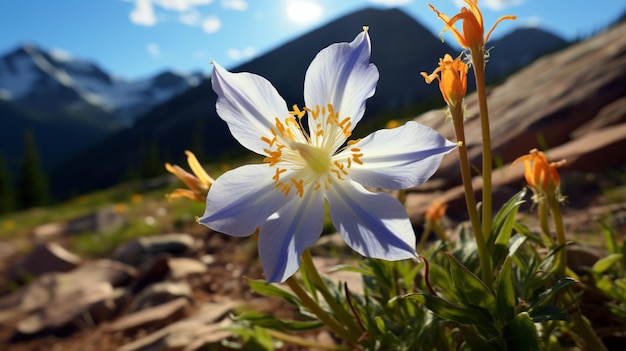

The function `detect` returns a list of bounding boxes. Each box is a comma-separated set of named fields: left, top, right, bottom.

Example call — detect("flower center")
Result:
left=290, top=142, right=331, bottom=174
left=259, top=103, right=364, bottom=198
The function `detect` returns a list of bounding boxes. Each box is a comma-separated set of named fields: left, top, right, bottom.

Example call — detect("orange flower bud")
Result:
left=425, top=199, right=447, bottom=222
left=428, top=0, right=516, bottom=54
left=511, top=149, right=566, bottom=195
left=421, top=54, right=468, bottom=109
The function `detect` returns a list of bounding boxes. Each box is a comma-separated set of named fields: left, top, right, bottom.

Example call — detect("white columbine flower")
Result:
left=200, top=28, right=457, bottom=282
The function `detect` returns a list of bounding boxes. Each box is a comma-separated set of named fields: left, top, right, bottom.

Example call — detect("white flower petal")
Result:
left=303, top=29, right=378, bottom=136
left=338, top=121, right=457, bottom=189
left=258, top=188, right=325, bottom=282
left=199, top=164, right=294, bottom=236
left=212, top=62, right=292, bottom=155
left=326, top=180, right=417, bottom=260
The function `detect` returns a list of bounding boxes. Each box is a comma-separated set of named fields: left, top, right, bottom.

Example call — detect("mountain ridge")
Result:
left=47, top=7, right=570, bottom=199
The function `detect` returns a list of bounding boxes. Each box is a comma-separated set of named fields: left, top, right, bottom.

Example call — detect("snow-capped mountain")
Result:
left=0, top=44, right=204, bottom=126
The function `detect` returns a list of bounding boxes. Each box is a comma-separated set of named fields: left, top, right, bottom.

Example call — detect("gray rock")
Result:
left=111, top=233, right=197, bottom=267
left=31, top=222, right=67, bottom=241
left=66, top=207, right=126, bottom=235
left=16, top=281, right=114, bottom=336
left=115, top=300, right=241, bottom=351
left=0, top=259, right=136, bottom=327
left=129, top=281, right=192, bottom=312
left=8, top=242, right=81, bottom=284
left=166, top=257, right=208, bottom=280
left=106, top=297, right=190, bottom=334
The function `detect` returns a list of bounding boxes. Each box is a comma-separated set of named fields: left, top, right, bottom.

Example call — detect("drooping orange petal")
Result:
left=185, top=150, right=214, bottom=188
left=165, top=163, right=205, bottom=194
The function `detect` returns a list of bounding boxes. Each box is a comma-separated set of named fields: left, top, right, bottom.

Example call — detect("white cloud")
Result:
left=521, top=16, right=541, bottom=28
left=222, top=0, right=248, bottom=11
left=153, top=0, right=213, bottom=11
left=368, top=0, right=413, bottom=6
left=202, top=15, right=221, bottom=33
left=228, top=46, right=256, bottom=60
left=479, top=0, right=523, bottom=11
left=147, top=42, right=161, bottom=59
left=179, top=9, right=201, bottom=25
left=130, top=0, right=157, bottom=26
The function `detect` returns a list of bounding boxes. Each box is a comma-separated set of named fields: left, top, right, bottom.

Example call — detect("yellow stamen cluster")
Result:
left=260, top=104, right=364, bottom=198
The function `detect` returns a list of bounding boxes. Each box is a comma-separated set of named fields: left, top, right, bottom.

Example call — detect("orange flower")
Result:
left=165, top=150, right=214, bottom=202
left=511, top=149, right=565, bottom=195
left=421, top=54, right=468, bottom=108
left=428, top=0, right=516, bottom=54
left=425, top=199, right=447, bottom=222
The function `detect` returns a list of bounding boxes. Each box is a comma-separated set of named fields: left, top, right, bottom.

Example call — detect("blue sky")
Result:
left=1, top=0, right=624, bottom=79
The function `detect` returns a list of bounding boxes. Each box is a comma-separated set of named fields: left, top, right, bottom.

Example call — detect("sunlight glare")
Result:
left=286, top=1, right=323, bottom=24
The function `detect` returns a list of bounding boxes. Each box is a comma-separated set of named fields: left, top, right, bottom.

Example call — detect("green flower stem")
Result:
left=538, top=199, right=555, bottom=248
left=547, top=194, right=566, bottom=277
left=285, top=275, right=357, bottom=344
left=471, top=52, right=493, bottom=239
left=451, top=105, right=493, bottom=287
left=300, top=249, right=363, bottom=336
left=546, top=193, right=606, bottom=350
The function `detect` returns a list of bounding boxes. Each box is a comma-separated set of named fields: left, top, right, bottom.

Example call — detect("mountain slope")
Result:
left=486, top=27, right=569, bottom=80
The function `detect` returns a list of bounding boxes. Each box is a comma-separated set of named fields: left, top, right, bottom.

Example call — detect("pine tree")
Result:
left=16, top=130, right=49, bottom=209
left=0, top=155, right=14, bottom=214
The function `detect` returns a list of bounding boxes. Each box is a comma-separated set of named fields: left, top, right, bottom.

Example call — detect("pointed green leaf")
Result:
left=446, top=253, right=496, bottom=310
left=503, top=312, right=541, bottom=351
left=529, top=277, right=577, bottom=309
left=495, top=257, right=516, bottom=323
left=489, top=188, right=526, bottom=249
left=592, top=253, right=623, bottom=274
left=404, top=293, right=497, bottom=335
left=245, top=278, right=300, bottom=306
left=528, top=305, right=571, bottom=322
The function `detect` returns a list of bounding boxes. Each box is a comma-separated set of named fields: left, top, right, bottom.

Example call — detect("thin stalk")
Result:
left=471, top=52, right=493, bottom=238
left=538, top=198, right=555, bottom=248
left=547, top=194, right=566, bottom=277
left=451, top=105, right=493, bottom=287
left=285, top=276, right=357, bottom=344
left=300, top=250, right=363, bottom=336
left=417, top=222, right=432, bottom=252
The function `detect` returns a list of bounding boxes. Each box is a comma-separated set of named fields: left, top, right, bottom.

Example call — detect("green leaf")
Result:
left=245, top=278, right=300, bottom=306
left=489, top=188, right=526, bottom=249
left=374, top=316, right=386, bottom=334
left=404, top=293, right=497, bottom=335
left=600, top=222, right=618, bottom=254
left=446, top=253, right=496, bottom=310
left=527, top=305, right=571, bottom=322
left=495, top=257, right=516, bottom=323
left=458, top=325, right=498, bottom=351
left=592, top=253, right=623, bottom=274
left=503, top=312, right=541, bottom=351
left=529, top=277, right=577, bottom=309
left=233, top=311, right=322, bottom=331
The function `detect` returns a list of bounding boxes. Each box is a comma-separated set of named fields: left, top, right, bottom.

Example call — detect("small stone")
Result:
left=8, top=242, right=81, bottom=284
left=129, top=281, right=192, bottom=312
